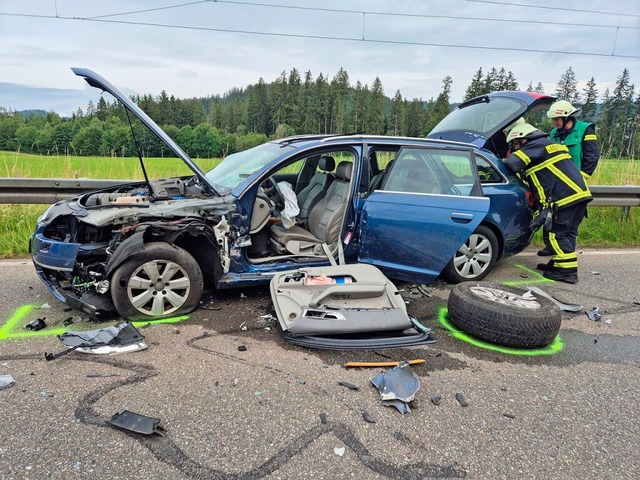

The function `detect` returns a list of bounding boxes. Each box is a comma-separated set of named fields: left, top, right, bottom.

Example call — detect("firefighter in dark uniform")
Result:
left=537, top=100, right=600, bottom=256
left=505, top=123, right=592, bottom=284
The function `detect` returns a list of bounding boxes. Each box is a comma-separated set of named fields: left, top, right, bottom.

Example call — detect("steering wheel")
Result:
left=261, top=177, right=284, bottom=209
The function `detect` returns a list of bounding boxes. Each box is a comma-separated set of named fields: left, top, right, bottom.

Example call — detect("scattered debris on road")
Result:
left=344, top=359, right=425, bottom=368
left=338, top=381, right=360, bottom=391
left=109, top=410, right=165, bottom=436
left=362, top=410, right=376, bottom=423
left=586, top=306, right=602, bottom=322
left=25, top=318, right=46, bottom=331
left=45, top=322, right=147, bottom=360
left=0, top=374, right=16, bottom=390
left=370, top=361, right=420, bottom=415
left=455, top=393, right=469, bottom=407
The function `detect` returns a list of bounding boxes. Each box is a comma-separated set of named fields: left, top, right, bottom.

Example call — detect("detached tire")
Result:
left=111, top=243, right=203, bottom=320
left=447, top=281, right=561, bottom=348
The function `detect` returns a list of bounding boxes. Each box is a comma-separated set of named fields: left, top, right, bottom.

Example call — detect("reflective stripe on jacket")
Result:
left=506, top=136, right=592, bottom=209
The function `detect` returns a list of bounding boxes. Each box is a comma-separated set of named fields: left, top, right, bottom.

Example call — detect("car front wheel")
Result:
left=111, top=243, right=203, bottom=320
left=441, top=225, right=499, bottom=284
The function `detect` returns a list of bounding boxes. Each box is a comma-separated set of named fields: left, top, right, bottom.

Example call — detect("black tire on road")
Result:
left=447, top=281, right=561, bottom=348
left=111, top=242, right=203, bottom=320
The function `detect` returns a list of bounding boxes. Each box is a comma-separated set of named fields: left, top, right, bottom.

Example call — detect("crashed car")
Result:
left=31, top=68, right=549, bottom=321
left=428, top=90, right=555, bottom=282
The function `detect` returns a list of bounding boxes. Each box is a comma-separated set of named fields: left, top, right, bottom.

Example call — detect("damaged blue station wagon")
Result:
left=30, top=68, right=553, bottom=321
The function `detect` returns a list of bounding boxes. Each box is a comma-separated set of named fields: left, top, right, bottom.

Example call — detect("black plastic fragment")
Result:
left=362, top=410, right=376, bottom=423
left=431, top=395, right=442, bottom=406
left=455, top=393, right=468, bottom=407
left=338, top=381, right=360, bottom=391
left=25, top=318, right=46, bottom=331
left=503, top=413, right=516, bottom=419
left=108, top=410, right=165, bottom=436
left=319, top=412, right=328, bottom=424
left=237, top=345, right=247, bottom=352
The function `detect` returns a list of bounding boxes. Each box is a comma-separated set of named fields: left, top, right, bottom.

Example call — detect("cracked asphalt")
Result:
left=1, top=248, right=639, bottom=479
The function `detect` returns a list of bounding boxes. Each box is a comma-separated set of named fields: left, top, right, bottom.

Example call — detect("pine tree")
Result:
left=581, top=77, right=599, bottom=123
left=367, top=77, right=385, bottom=135
left=464, top=68, right=484, bottom=101
left=555, top=67, right=580, bottom=103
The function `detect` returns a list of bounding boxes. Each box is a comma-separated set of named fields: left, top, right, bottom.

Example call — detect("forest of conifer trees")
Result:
left=1, top=65, right=638, bottom=159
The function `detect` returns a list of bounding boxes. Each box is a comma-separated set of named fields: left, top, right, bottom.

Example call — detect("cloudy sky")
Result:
left=1, top=0, right=639, bottom=115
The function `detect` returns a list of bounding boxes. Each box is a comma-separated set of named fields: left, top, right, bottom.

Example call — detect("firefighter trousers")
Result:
left=544, top=201, right=588, bottom=270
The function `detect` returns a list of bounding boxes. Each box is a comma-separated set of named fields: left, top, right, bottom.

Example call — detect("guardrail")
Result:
left=0, top=178, right=639, bottom=208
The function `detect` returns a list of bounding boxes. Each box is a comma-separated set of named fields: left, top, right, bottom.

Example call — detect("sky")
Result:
left=1, top=0, right=639, bottom=116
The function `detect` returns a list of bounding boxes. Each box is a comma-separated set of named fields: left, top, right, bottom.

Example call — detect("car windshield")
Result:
left=430, top=97, right=524, bottom=136
left=205, top=142, right=293, bottom=192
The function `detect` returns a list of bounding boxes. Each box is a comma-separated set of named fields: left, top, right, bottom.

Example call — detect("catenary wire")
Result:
left=0, top=11, right=638, bottom=59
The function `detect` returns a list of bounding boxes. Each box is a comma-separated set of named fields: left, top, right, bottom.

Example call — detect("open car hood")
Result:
left=270, top=264, right=435, bottom=350
left=71, top=67, right=217, bottom=195
left=427, top=91, right=555, bottom=159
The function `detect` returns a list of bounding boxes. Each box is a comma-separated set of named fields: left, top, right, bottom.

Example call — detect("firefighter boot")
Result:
left=537, top=260, right=553, bottom=272
left=537, top=247, right=552, bottom=256
left=543, top=267, right=578, bottom=284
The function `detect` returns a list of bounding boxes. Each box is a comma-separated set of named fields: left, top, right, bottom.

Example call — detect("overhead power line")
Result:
left=466, top=0, right=640, bottom=18
left=82, top=0, right=640, bottom=30
left=87, top=1, right=210, bottom=20
left=1, top=11, right=639, bottom=59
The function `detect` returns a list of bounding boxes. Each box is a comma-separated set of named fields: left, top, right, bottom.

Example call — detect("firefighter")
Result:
left=505, top=123, right=592, bottom=284
left=537, top=100, right=600, bottom=256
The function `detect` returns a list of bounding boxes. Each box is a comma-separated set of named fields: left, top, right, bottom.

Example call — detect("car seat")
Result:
left=270, top=161, right=352, bottom=255
left=296, top=155, right=335, bottom=222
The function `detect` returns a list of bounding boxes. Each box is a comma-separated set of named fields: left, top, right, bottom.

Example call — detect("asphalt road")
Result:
left=1, top=248, right=639, bottom=479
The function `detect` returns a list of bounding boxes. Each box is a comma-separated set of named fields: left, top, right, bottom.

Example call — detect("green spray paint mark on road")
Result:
left=503, top=264, right=555, bottom=287
left=438, top=306, right=563, bottom=356
left=0, top=304, right=190, bottom=342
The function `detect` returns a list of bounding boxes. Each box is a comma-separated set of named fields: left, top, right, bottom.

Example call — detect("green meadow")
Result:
left=0, top=151, right=639, bottom=257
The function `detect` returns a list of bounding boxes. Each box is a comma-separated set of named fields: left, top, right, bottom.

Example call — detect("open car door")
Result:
left=357, top=146, right=490, bottom=284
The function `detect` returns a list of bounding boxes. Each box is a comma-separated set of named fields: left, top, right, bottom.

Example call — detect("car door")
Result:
left=357, top=146, right=489, bottom=284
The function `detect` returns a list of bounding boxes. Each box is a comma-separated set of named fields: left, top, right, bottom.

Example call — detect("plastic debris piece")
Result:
left=38, top=303, right=51, bottom=309
left=346, top=359, right=425, bottom=368
left=240, top=293, right=247, bottom=299
left=586, top=307, right=602, bottom=322
left=370, top=361, right=420, bottom=403
left=338, top=381, right=360, bottom=391
left=604, top=319, right=612, bottom=325
left=320, top=413, right=328, bottom=424
left=25, top=318, right=46, bottom=331
left=455, top=393, right=468, bottom=407
left=431, top=395, right=442, bottom=406
left=590, top=271, right=601, bottom=275
left=0, top=374, right=16, bottom=390
left=86, top=374, right=120, bottom=378
left=334, top=446, right=345, bottom=457
left=232, top=378, right=239, bottom=386
left=362, top=410, right=376, bottom=423
left=381, top=399, right=411, bottom=415
left=46, top=322, right=147, bottom=360
left=417, top=284, right=432, bottom=297
left=503, top=413, right=516, bottom=419
left=238, top=345, right=247, bottom=352
left=109, top=410, right=165, bottom=436
left=526, top=286, right=582, bottom=312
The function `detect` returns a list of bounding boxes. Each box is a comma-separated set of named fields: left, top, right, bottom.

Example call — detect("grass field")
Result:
left=1, top=151, right=639, bottom=257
